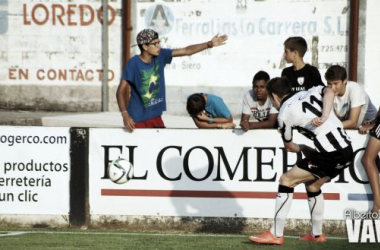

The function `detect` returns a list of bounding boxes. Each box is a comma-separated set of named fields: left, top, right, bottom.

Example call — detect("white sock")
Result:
left=270, top=185, right=294, bottom=237
left=307, top=190, right=324, bottom=236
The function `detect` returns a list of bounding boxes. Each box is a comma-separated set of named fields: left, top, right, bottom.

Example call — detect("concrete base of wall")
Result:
left=0, top=215, right=70, bottom=228
left=0, top=85, right=247, bottom=118
left=0, top=85, right=103, bottom=112
left=89, top=215, right=347, bottom=235
left=0, top=214, right=347, bottom=236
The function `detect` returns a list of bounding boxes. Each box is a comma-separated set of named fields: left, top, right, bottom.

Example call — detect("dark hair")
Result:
left=253, top=71, right=270, bottom=83
left=186, top=93, right=206, bottom=117
left=324, top=65, right=347, bottom=81
left=266, top=77, right=292, bottom=98
left=284, top=37, right=307, bottom=57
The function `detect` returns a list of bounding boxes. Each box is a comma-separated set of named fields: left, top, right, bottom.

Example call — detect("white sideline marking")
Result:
left=0, top=232, right=28, bottom=237
left=0, top=231, right=348, bottom=240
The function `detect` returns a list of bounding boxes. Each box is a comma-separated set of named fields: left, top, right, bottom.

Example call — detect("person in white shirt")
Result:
left=324, top=65, right=377, bottom=129
left=240, top=71, right=278, bottom=131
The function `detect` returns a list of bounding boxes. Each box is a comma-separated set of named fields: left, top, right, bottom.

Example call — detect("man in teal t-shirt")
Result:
left=116, top=29, right=228, bottom=131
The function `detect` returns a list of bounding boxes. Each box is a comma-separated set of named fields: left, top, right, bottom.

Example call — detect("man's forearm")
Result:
left=284, top=142, right=300, bottom=152
left=322, top=88, right=334, bottom=118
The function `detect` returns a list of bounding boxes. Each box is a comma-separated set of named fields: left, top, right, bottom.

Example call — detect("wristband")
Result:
left=207, top=41, right=213, bottom=48
left=121, top=111, right=128, bottom=115
left=209, top=116, right=213, bottom=124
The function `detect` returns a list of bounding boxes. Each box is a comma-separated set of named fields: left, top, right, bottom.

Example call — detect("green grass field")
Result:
left=0, top=229, right=378, bottom=250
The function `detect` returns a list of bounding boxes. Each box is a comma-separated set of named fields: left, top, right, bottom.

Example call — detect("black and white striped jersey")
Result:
left=278, top=86, right=351, bottom=152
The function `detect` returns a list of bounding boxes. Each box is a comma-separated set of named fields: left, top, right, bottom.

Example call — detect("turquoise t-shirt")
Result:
left=122, top=49, right=173, bottom=122
left=205, top=94, right=231, bottom=118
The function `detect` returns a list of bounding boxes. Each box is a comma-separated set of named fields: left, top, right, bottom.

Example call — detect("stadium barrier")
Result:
left=0, top=126, right=372, bottom=233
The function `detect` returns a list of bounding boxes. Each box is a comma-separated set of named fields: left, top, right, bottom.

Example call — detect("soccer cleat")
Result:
left=248, top=230, right=285, bottom=245
left=299, top=232, right=327, bottom=242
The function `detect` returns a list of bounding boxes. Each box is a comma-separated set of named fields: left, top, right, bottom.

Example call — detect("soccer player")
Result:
left=248, top=77, right=353, bottom=245
left=239, top=71, right=278, bottom=131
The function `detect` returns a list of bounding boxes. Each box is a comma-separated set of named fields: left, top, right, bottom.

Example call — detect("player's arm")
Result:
left=116, top=79, right=135, bottom=132
left=281, top=121, right=306, bottom=153
left=172, top=34, right=227, bottom=57
left=281, top=123, right=299, bottom=152
left=283, top=142, right=315, bottom=157
left=342, top=106, right=362, bottom=129
left=312, top=87, right=334, bottom=126
left=283, top=141, right=300, bottom=153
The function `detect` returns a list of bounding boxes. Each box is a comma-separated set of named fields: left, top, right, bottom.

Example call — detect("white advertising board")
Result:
left=0, top=127, right=70, bottom=214
left=135, top=0, right=349, bottom=87
left=89, top=128, right=371, bottom=220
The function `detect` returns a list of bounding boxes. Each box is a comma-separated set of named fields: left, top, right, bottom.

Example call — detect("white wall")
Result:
left=134, top=0, right=350, bottom=88
left=363, top=0, right=380, bottom=108
left=1, top=0, right=378, bottom=114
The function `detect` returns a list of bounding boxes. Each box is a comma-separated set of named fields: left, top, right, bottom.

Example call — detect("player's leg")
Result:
left=248, top=166, right=316, bottom=245
left=279, top=165, right=317, bottom=187
left=271, top=166, right=316, bottom=236
left=361, top=136, right=380, bottom=213
left=300, top=177, right=330, bottom=242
